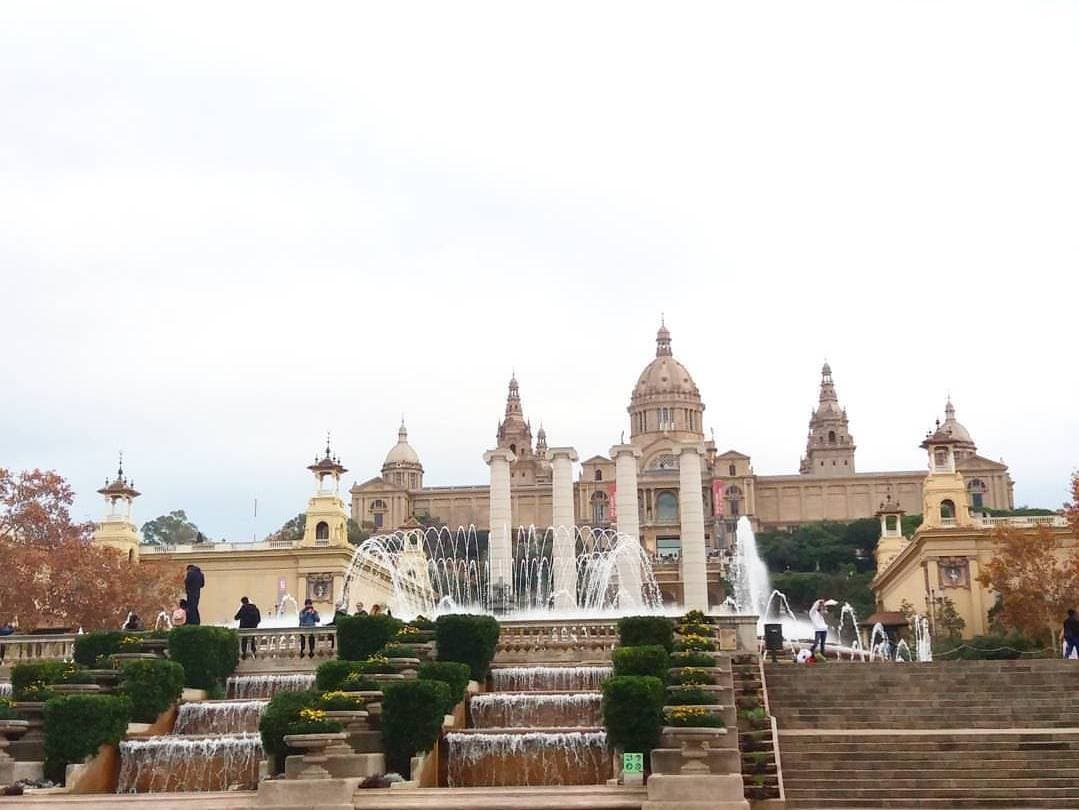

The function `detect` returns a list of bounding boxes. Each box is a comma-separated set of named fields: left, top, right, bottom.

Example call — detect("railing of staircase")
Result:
left=758, top=653, right=785, bottom=801
left=0, top=634, right=76, bottom=666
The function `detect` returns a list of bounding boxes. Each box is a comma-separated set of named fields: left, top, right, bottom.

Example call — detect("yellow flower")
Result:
left=299, top=707, right=327, bottom=722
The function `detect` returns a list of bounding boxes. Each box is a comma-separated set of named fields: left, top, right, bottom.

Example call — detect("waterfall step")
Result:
left=352, top=785, right=647, bottom=809
left=3, top=792, right=258, bottom=808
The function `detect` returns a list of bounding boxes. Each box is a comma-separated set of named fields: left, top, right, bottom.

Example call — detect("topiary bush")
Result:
left=336, top=614, right=403, bottom=661
left=43, top=694, right=131, bottom=783
left=73, top=631, right=141, bottom=667
left=617, top=616, right=674, bottom=651
left=668, top=667, right=716, bottom=686
left=316, top=658, right=395, bottom=691
left=435, top=614, right=500, bottom=680
left=168, top=625, right=239, bottom=690
left=670, top=651, right=716, bottom=668
left=259, top=690, right=331, bottom=773
left=381, top=644, right=417, bottom=659
left=342, top=673, right=381, bottom=692
left=681, top=610, right=712, bottom=625
left=666, top=686, right=718, bottom=705
left=11, top=661, right=85, bottom=702
left=612, top=645, right=670, bottom=681
left=418, top=661, right=471, bottom=714
left=117, top=658, right=185, bottom=723
left=676, top=622, right=714, bottom=637
left=666, top=706, right=724, bottom=728
left=380, top=679, right=451, bottom=775
left=602, top=675, right=665, bottom=758
left=673, top=634, right=716, bottom=652
left=0, top=697, right=18, bottom=721
left=318, top=690, right=372, bottom=710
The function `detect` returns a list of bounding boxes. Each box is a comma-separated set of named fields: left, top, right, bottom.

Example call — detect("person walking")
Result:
left=184, top=565, right=205, bottom=625
left=1062, top=609, right=1079, bottom=660
left=235, top=596, right=262, bottom=659
left=809, top=598, right=830, bottom=658
left=171, top=599, right=189, bottom=627
left=299, top=599, right=321, bottom=658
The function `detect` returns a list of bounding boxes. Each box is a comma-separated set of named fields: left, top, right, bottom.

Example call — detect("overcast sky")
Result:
left=2, top=2, right=1076, bottom=539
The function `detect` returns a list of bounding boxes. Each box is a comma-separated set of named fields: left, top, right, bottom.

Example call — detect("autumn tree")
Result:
left=977, top=524, right=1079, bottom=646
left=0, top=468, right=182, bottom=631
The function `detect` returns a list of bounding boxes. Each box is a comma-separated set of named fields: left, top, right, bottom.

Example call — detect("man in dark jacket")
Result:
left=235, top=596, right=261, bottom=659
left=184, top=564, right=205, bottom=625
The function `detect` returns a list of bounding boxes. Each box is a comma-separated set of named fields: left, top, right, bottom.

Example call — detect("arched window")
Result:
left=591, top=491, right=609, bottom=524
left=940, top=499, right=956, bottom=520
left=656, top=491, right=678, bottom=523
left=728, top=464, right=736, bottom=476
left=595, top=469, right=603, bottom=482
left=885, top=514, right=899, bottom=532
left=510, top=443, right=517, bottom=455
left=726, top=485, right=744, bottom=517
left=934, top=448, right=950, bottom=470
left=315, top=521, right=330, bottom=541
left=967, top=479, right=987, bottom=510
left=828, top=430, right=836, bottom=444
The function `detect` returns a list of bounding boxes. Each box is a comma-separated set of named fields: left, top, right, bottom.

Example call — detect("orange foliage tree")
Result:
left=977, top=522, right=1079, bottom=646
left=0, top=468, right=182, bottom=631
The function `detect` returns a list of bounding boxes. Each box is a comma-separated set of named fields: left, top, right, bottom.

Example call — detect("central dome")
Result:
left=632, top=323, right=701, bottom=401
left=628, top=322, right=705, bottom=442
left=384, top=421, right=420, bottom=466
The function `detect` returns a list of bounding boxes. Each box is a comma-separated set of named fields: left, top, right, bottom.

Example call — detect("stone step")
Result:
left=352, top=785, right=648, bottom=809
left=785, top=786, right=1079, bottom=799
left=784, top=767, right=1079, bottom=780
left=786, top=798, right=1079, bottom=809
left=779, top=720, right=1079, bottom=729
left=785, top=776, right=1079, bottom=789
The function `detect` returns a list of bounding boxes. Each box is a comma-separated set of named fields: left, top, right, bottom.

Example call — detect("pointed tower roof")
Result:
left=940, top=396, right=974, bottom=444
left=656, top=316, right=672, bottom=357
left=384, top=419, right=421, bottom=466
left=814, top=361, right=842, bottom=417
left=308, top=433, right=348, bottom=475
left=97, top=452, right=140, bottom=498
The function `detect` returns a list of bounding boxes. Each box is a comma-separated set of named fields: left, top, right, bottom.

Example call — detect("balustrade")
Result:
left=0, top=634, right=75, bottom=668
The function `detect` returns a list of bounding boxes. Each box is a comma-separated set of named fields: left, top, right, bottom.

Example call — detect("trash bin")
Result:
left=764, top=623, right=784, bottom=660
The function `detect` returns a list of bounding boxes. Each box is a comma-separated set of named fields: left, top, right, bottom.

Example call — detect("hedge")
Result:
left=43, top=694, right=131, bottom=783
left=168, top=625, right=239, bottom=690
left=11, top=661, right=89, bottom=702
left=666, top=686, right=718, bottom=705
left=117, top=659, right=185, bottom=723
left=259, top=690, right=344, bottom=773
left=381, top=644, right=418, bottom=659
left=670, top=651, right=716, bottom=668
left=417, top=661, right=471, bottom=714
left=73, top=631, right=141, bottom=667
left=612, top=645, right=670, bottom=682
left=601, top=675, right=665, bottom=757
left=380, top=679, right=450, bottom=775
left=314, top=658, right=394, bottom=691
left=435, top=614, right=500, bottom=680
left=336, top=614, right=402, bottom=661
left=617, top=616, right=674, bottom=651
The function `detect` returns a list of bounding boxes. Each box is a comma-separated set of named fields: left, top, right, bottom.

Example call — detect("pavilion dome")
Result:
left=384, top=421, right=421, bottom=467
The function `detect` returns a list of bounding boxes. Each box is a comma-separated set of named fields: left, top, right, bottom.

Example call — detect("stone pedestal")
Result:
left=258, top=776, right=361, bottom=810
left=0, top=720, right=28, bottom=786
left=678, top=443, right=708, bottom=612
left=610, top=444, right=644, bottom=607
left=484, top=448, right=517, bottom=604
left=10, top=702, right=44, bottom=762
left=643, top=773, right=750, bottom=810
left=549, top=446, right=579, bottom=609
left=282, top=732, right=348, bottom=780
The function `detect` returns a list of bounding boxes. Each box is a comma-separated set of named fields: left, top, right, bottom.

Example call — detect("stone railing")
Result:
left=0, top=634, right=76, bottom=668
left=495, top=618, right=620, bottom=664
left=978, top=514, right=1067, bottom=528
left=234, top=627, right=338, bottom=672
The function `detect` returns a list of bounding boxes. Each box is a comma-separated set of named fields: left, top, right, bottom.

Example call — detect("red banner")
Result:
left=608, top=483, right=617, bottom=522
left=712, top=480, right=725, bottom=517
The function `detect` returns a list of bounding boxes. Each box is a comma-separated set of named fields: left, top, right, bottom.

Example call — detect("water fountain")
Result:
left=913, top=615, right=932, bottom=662
left=117, top=734, right=263, bottom=792
left=867, top=622, right=892, bottom=661
left=173, top=701, right=268, bottom=735
left=490, top=666, right=612, bottom=692
left=226, top=673, right=315, bottom=700
left=469, top=693, right=603, bottom=728
left=153, top=610, right=172, bottom=631
left=340, top=525, right=662, bottom=618
left=729, top=516, right=770, bottom=618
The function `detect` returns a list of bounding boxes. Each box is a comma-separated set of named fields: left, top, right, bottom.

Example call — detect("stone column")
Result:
left=484, top=448, right=517, bottom=606
left=610, top=444, right=644, bottom=608
left=679, top=443, right=709, bottom=613
left=548, top=447, right=579, bottom=610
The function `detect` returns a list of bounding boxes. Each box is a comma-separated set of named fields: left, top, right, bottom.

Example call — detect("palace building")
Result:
left=350, top=324, right=1015, bottom=556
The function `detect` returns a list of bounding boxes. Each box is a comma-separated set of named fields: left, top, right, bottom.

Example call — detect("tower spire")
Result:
left=656, top=318, right=672, bottom=357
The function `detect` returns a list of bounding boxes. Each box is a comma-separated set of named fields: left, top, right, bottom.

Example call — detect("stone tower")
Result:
left=918, top=419, right=977, bottom=531
left=301, top=436, right=350, bottom=547
left=496, top=374, right=549, bottom=484
left=800, top=362, right=856, bottom=476
left=92, top=454, right=141, bottom=562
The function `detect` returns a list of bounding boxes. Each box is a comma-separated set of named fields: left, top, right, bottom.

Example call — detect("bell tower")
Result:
left=918, top=420, right=976, bottom=531
left=800, top=362, right=856, bottom=476
left=301, top=435, right=350, bottom=547
left=874, top=494, right=907, bottom=572
left=92, top=453, right=141, bottom=562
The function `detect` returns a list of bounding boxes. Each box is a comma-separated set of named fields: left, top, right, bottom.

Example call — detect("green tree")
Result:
left=266, top=513, right=305, bottom=544
left=347, top=518, right=369, bottom=546
left=141, top=510, right=200, bottom=545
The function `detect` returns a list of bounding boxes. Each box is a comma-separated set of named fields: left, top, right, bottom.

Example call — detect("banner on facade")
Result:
left=712, top=480, right=725, bottom=517
left=608, top=483, right=617, bottom=522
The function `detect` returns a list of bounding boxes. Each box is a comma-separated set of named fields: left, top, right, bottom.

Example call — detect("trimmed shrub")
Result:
left=0, top=697, right=18, bottom=720
left=260, top=690, right=340, bottom=773
left=117, top=658, right=185, bottom=723
left=676, top=622, right=714, bottom=637
left=342, top=673, right=381, bottom=692
left=394, top=624, right=434, bottom=643
left=43, top=694, right=131, bottom=783
left=673, top=634, right=716, bottom=652
left=670, top=651, right=715, bottom=668
left=669, top=667, right=716, bottom=686
left=602, top=675, right=665, bottom=757
left=73, top=631, right=142, bottom=667
left=418, top=661, right=471, bottom=714
left=168, top=625, right=239, bottom=690
left=666, top=706, right=724, bottom=728
left=681, top=610, right=712, bottom=625
left=319, top=690, right=371, bottom=710
left=612, top=645, right=670, bottom=681
left=336, top=614, right=402, bottom=661
left=316, top=658, right=395, bottom=691
left=11, top=661, right=84, bottom=701
left=408, top=615, right=436, bottom=631
left=435, top=614, right=500, bottom=681
left=381, top=644, right=417, bottom=659
left=666, top=686, right=718, bottom=705
left=381, top=679, right=451, bottom=775
left=617, top=616, right=674, bottom=651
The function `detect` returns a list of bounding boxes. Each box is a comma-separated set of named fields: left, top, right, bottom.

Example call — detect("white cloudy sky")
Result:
left=2, top=1, right=1076, bottom=539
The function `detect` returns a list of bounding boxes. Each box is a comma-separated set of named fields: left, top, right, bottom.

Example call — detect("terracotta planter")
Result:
left=282, top=732, right=349, bottom=780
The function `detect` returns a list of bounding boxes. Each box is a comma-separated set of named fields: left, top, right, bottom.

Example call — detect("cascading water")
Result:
left=446, top=730, right=609, bottom=786
left=729, top=516, right=770, bottom=618
left=490, top=666, right=612, bottom=692
left=0, top=683, right=11, bottom=697
left=469, top=693, right=603, bottom=728
left=117, top=734, right=263, bottom=793
left=173, top=701, right=267, bottom=735
left=340, top=525, right=662, bottom=617
left=914, top=615, right=933, bottom=662
left=226, top=673, right=315, bottom=699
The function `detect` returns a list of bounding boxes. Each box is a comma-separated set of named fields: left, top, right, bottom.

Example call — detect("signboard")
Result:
left=607, top=483, right=617, bottom=522
left=712, top=480, right=725, bottom=517
left=623, top=752, right=644, bottom=775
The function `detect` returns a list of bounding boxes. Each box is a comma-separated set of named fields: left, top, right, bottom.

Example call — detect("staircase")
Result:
left=765, top=659, right=1079, bottom=808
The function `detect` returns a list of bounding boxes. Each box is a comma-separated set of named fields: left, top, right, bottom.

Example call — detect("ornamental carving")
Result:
left=306, top=573, right=334, bottom=602
left=937, top=558, right=970, bottom=589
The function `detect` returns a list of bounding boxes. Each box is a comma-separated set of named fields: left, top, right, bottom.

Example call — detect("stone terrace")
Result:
left=766, top=659, right=1079, bottom=808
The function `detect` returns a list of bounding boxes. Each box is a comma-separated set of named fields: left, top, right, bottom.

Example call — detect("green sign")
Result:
left=623, top=752, right=644, bottom=774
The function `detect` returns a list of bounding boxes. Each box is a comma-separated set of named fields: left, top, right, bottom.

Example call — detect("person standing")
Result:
left=1062, top=609, right=1079, bottom=660
left=809, top=598, right=829, bottom=658
left=299, top=599, right=321, bottom=658
left=184, top=565, right=205, bottom=625
left=235, top=596, right=262, bottom=659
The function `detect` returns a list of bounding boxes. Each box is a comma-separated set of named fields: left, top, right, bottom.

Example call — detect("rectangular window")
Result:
left=657, top=536, right=681, bottom=561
